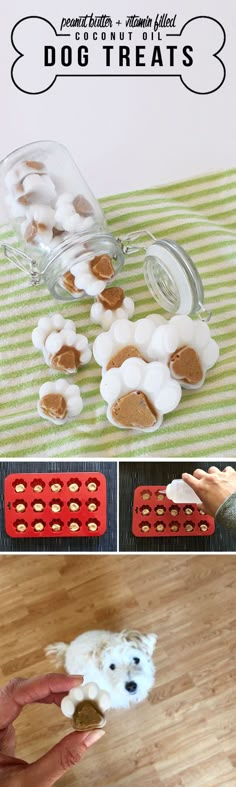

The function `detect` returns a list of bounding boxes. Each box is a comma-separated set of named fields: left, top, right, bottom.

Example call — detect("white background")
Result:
left=1, top=0, right=235, bottom=198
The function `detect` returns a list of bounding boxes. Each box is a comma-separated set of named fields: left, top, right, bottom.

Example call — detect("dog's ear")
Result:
left=122, top=630, right=158, bottom=656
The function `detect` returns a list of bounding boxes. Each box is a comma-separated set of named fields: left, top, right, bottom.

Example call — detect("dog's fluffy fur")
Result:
left=46, top=629, right=157, bottom=709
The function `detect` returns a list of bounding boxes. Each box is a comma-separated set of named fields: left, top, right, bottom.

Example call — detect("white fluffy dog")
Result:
left=46, top=629, right=157, bottom=710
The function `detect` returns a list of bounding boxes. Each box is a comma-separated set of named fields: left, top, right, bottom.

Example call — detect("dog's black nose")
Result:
left=125, top=681, right=137, bottom=694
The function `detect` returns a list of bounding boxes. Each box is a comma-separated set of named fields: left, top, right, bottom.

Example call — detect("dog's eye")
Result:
left=109, top=663, right=116, bottom=670
left=133, top=657, right=140, bottom=664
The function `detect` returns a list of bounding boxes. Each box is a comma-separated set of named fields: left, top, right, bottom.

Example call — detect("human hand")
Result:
left=182, top=466, right=236, bottom=517
left=0, top=673, right=104, bottom=786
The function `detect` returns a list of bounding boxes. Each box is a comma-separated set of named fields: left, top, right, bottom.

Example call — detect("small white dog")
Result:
left=46, top=629, right=157, bottom=710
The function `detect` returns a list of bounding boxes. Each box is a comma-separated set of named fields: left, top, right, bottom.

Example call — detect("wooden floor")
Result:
left=0, top=555, right=236, bottom=786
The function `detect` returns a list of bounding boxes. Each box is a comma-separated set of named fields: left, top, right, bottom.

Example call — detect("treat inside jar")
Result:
left=90, top=254, right=114, bottom=281
left=62, top=271, right=83, bottom=295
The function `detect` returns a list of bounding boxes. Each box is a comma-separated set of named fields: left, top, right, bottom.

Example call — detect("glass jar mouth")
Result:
left=144, top=238, right=204, bottom=316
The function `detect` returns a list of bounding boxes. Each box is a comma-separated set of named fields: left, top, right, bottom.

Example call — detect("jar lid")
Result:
left=144, top=239, right=205, bottom=316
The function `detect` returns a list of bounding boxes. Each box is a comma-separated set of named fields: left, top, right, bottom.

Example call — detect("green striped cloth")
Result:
left=1, top=169, right=236, bottom=458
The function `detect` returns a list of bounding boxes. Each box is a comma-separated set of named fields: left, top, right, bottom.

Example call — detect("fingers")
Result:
left=223, top=466, right=235, bottom=474
left=197, top=503, right=205, bottom=514
left=193, top=469, right=208, bottom=479
left=207, top=466, right=221, bottom=474
left=182, top=472, right=202, bottom=493
left=0, top=674, right=83, bottom=729
left=25, top=729, right=105, bottom=787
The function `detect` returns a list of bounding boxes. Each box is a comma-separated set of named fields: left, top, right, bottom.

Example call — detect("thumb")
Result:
left=24, top=729, right=105, bottom=786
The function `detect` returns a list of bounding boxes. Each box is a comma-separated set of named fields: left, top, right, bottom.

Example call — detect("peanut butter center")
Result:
left=90, top=254, right=114, bottom=281
left=51, top=345, right=81, bottom=372
left=73, top=701, right=105, bottom=731
left=62, top=271, right=83, bottom=295
left=40, top=393, right=67, bottom=420
left=170, top=345, right=203, bottom=384
left=73, top=194, right=93, bottom=216
left=98, top=286, right=125, bottom=311
left=111, top=391, right=157, bottom=429
left=107, top=345, right=144, bottom=371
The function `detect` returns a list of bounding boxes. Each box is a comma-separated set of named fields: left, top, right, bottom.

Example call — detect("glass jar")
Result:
left=0, top=140, right=125, bottom=299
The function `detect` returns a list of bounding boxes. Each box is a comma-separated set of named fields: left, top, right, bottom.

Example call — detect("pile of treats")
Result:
left=32, top=310, right=219, bottom=432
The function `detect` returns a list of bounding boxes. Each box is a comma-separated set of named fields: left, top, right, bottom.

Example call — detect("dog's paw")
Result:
left=61, top=682, right=111, bottom=731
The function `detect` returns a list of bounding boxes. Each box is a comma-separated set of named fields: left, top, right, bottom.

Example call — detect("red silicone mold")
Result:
left=4, top=473, right=107, bottom=538
left=132, top=485, right=215, bottom=537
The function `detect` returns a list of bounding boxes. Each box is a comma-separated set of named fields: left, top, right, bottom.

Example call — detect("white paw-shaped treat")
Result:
left=149, top=315, right=219, bottom=389
left=90, top=287, right=135, bottom=330
left=54, top=192, right=95, bottom=233
left=38, top=379, right=83, bottom=425
left=22, top=204, right=55, bottom=246
left=32, top=314, right=91, bottom=373
left=166, top=479, right=201, bottom=504
left=71, top=253, right=116, bottom=297
left=5, top=159, right=56, bottom=211
left=100, top=357, right=182, bottom=431
left=5, top=160, right=47, bottom=192
left=93, top=314, right=167, bottom=374
left=61, top=683, right=111, bottom=731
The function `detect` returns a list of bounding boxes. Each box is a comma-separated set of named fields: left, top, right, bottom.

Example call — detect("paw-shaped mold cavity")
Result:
left=38, top=379, right=83, bottom=425
left=184, top=506, right=194, bottom=516
left=140, top=505, right=151, bottom=516
left=155, top=491, right=165, bottom=501
left=169, top=506, right=180, bottom=517
left=68, top=519, right=81, bottom=532
left=13, top=500, right=27, bottom=513
left=184, top=522, right=195, bottom=532
left=32, top=314, right=91, bottom=373
left=71, top=253, right=115, bottom=296
left=32, top=520, right=46, bottom=533
left=170, top=522, right=180, bottom=533
left=86, top=518, right=100, bottom=532
left=139, top=522, right=151, bottom=533
left=31, top=479, right=45, bottom=493
left=155, top=522, right=166, bottom=532
left=100, top=357, right=182, bottom=431
left=199, top=521, right=209, bottom=532
left=50, top=519, right=63, bottom=532
left=32, top=500, right=45, bottom=512
left=86, top=478, right=100, bottom=492
left=93, top=314, right=167, bottom=373
left=149, top=315, right=219, bottom=389
left=141, top=490, right=151, bottom=500
left=14, top=520, right=28, bottom=533
left=155, top=505, right=166, bottom=515
left=50, top=478, right=63, bottom=493
left=90, top=287, right=135, bottom=330
left=68, top=499, right=81, bottom=512
left=50, top=499, right=63, bottom=513
left=13, top=479, right=26, bottom=493
left=67, top=478, right=81, bottom=493
left=61, top=683, right=111, bottom=730
left=86, top=498, right=100, bottom=512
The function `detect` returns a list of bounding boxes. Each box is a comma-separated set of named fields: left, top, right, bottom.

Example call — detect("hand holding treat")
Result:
left=38, top=380, right=83, bottom=425
left=32, top=314, right=91, bottom=373
left=90, top=286, right=135, bottom=330
left=0, top=674, right=104, bottom=787
left=182, top=466, right=236, bottom=517
left=61, top=683, right=111, bottom=732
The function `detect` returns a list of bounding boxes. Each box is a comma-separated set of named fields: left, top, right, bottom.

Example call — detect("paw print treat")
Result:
left=149, top=315, right=219, bottom=389
left=71, top=253, right=115, bottom=297
left=93, top=314, right=167, bottom=373
left=54, top=192, right=94, bottom=233
left=90, top=287, right=135, bottom=330
left=100, top=357, right=182, bottom=431
left=22, top=205, right=55, bottom=247
left=32, top=314, right=91, bottom=373
left=61, top=683, right=111, bottom=731
left=38, top=379, right=83, bottom=425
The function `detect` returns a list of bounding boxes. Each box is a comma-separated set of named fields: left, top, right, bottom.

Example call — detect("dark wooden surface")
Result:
left=0, top=461, right=117, bottom=553
left=119, top=461, right=236, bottom=552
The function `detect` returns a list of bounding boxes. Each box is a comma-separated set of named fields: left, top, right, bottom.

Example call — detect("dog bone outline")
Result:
left=167, top=15, right=226, bottom=95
